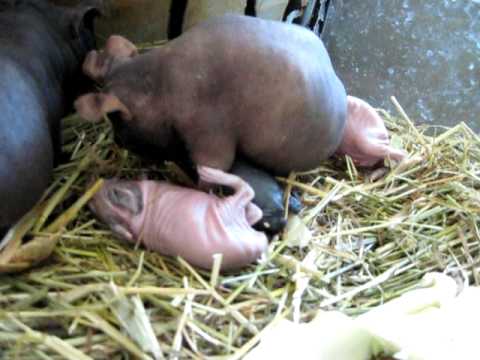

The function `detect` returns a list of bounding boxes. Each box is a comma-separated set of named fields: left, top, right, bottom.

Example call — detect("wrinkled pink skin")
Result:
left=336, top=96, right=407, bottom=167
left=89, top=166, right=268, bottom=270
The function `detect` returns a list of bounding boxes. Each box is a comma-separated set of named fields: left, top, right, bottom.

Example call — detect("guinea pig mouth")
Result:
left=256, top=213, right=287, bottom=234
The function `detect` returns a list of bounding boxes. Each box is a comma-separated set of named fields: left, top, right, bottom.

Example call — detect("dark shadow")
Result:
left=168, top=0, right=188, bottom=39
left=245, top=0, right=257, bottom=17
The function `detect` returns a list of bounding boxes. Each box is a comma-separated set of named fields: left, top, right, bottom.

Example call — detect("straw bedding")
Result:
left=0, top=97, right=478, bottom=359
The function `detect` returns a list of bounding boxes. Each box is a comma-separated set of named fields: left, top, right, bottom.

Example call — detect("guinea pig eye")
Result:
left=108, top=186, right=143, bottom=215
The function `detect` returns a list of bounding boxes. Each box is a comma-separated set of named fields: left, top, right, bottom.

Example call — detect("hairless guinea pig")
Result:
left=74, top=14, right=405, bottom=178
left=89, top=166, right=268, bottom=270
left=0, top=0, right=102, bottom=235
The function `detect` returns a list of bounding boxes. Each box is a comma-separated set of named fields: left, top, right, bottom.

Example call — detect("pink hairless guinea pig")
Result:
left=89, top=166, right=268, bottom=270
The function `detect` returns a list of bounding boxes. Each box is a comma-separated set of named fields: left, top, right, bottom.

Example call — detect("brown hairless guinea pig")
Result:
left=89, top=166, right=268, bottom=270
left=75, top=14, right=405, bottom=175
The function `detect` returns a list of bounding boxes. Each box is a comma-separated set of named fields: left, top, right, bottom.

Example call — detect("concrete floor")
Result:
left=322, top=0, right=480, bottom=131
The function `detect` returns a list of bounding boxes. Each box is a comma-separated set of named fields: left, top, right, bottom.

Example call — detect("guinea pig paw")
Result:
left=360, top=142, right=406, bottom=167
left=245, top=203, right=263, bottom=226
left=384, top=145, right=408, bottom=163
left=197, top=166, right=225, bottom=184
left=197, top=166, right=247, bottom=193
left=111, top=224, right=134, bottom=242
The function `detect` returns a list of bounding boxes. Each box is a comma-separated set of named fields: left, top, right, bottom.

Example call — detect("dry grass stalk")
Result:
left=0, top=101, right=478, bottom=358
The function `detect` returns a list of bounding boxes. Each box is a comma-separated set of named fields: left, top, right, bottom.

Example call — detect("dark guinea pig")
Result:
left=74, top=14, right=347, bottom=175
left=0, top=0, right=102, bottom=235
left=229, top=159, right=302, bottom=235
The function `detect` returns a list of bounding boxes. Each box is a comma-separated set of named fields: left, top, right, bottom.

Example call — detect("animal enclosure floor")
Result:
left=0, top=106, right=479, bottom=359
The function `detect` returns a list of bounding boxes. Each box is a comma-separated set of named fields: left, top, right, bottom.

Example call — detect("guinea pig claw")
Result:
left=364, top=142, right=406, bottom=167
left=385, top=145, right=408, bottom=163
left=112, top=224, right=134, bottom=242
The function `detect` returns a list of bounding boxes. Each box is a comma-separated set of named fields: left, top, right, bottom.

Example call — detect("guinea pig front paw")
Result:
left=245, top=203, right=263, bottom=226
left=197, top=165, right=224, bottom=184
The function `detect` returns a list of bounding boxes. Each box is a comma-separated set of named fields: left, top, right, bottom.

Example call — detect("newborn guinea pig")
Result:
left=229, top=159, right=302, bottom=235
left=89, top=166, right=268, bottom=270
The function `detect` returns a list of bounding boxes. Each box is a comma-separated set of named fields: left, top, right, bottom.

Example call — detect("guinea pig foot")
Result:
left=198, top=166, right=257, bottom=211
left=245, top=202, right=263, bottom=226
left=197, top=166, right=242, bottom=190
left=338, top=96, right=408, bottom=167
left=197, top=166, right=224, bottom=182
left=111, top=224, right=134, bottom=242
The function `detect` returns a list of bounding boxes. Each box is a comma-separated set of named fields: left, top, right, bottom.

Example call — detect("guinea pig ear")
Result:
left=75, top=93, right=132, bottom=122
left=82, top=50, right=110, bottom=83
left=69, top=0, right=104, bottom=38
left=82, top=36, right=137, bottom=82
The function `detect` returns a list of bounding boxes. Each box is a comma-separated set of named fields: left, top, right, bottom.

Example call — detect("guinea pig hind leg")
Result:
left=245, top=203, right=263, bottom=225
left=184, top=131, right=236, bottom=174
left=197, top=166, right=256, bottom=208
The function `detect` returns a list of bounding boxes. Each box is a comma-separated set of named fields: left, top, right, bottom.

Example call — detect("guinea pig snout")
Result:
left=257, top=213, right=287, bottom=234
left=88, top=186, right=113, bottom=221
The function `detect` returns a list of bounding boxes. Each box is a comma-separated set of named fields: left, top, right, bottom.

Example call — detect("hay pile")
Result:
left=0, top=99, right=479, bottom=359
